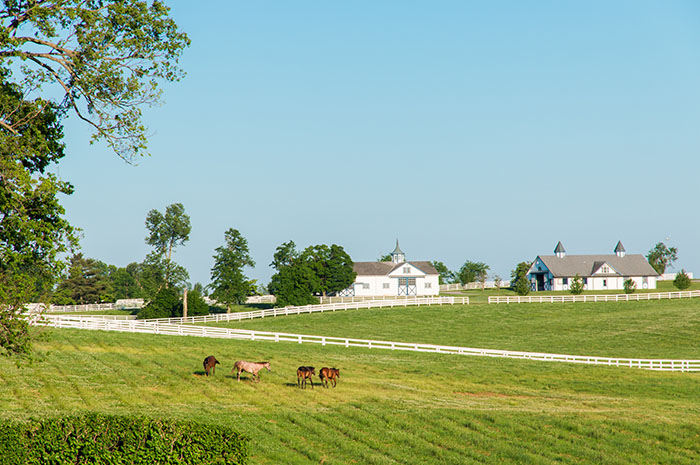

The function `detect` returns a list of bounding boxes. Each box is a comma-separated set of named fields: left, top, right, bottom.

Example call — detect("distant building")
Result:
left=527, top=241, right=659, bottom=292
left=337, top=240, right=440, bottom=297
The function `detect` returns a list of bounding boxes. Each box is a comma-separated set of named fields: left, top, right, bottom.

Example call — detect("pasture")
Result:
left=2, top=299, right=700, bottom=464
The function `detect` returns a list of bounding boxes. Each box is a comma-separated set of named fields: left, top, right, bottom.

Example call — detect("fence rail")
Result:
left=141, top=297, right=469, bottom=325
left=488, top=290, right=700, bottom=304
left=37, top=315, right=700, bottom=372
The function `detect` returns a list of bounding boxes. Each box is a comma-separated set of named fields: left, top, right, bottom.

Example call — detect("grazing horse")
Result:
left=203, top=355, right=220, bottom=376
left=233, top=361, right=271, bottom=382
left=319, top=367, right=340, bottom=388
left=297, top=366, right=315, bottom=389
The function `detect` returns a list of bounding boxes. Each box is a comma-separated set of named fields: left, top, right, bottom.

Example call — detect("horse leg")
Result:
left=236, top=368, right=241, bottom=382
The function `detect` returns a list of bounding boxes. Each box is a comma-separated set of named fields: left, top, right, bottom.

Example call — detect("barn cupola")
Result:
left=391, top=239, right=405, bottom=264
left=614, top=241, right=626, bottom=258
left=554, top=241, right=566, bottom=258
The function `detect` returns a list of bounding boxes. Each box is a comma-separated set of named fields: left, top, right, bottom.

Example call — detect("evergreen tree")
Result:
left=673, top=270, right=691, bottom=290
left=209, top=229, right=256, bottom=311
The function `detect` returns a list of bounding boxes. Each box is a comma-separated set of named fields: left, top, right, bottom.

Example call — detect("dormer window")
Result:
left=403, top=267, right=411, bottom=274
left=601, top=265, right=610, bottom=274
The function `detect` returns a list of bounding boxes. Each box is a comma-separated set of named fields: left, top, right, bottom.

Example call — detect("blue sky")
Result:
left=57, top=1, right=700, bottom=287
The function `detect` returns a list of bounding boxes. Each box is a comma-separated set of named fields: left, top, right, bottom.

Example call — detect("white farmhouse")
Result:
left=527, top=241, right=659, bottom=292
left=337, top=241, right=440, bottom=297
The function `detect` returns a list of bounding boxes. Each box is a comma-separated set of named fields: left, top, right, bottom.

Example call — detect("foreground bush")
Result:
left=0, top=413, right=248, bottom=464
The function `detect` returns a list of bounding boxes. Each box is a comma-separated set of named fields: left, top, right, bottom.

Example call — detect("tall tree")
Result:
left=0, top=77, right=76, bottom=357
left=0, top=0, right=190, bottom=162
left=510, top=261, right=532, bottom=295
left=431, top=261, right=456, bottom=285
left=646, top=242, right=678, bottom=275
left=145, top=203, right=191, bottom=288
left=270, top=240, right=298, bottom=271
left=300, top=244, right=355, bottom=297
left=209, top=228, right=256, bottom=312
left=54, top=253, right=109, bottom=304
left=457, top=261, right=489, bottom=285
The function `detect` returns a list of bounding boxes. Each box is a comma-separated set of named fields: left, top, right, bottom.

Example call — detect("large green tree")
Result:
left=646, top=242, right=678, bottom=275
left=0, top=0, right=190, bottom=161
left=0, top=76, right=75, bottom=357
left=144, top=203, right=191, bottom=290
left=209, top=228, right=256, bottom=312
left=300, top=244, right=355, bottom=298
left=431, top=261, right=456, bottom=285
left=54, top=253, right=109, bottom=304
left=457, top=261, right=489, bottom=285
left=1, top=1, right=188, bottom=356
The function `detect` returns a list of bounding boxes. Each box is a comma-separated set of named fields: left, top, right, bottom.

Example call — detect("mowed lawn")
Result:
left=202, top=298, right=700, bottom=359
left=0, top=323, right=699, bottom=464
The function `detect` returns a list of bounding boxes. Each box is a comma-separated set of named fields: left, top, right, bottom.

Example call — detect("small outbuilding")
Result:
left=527, top=241, right=659, bottom=292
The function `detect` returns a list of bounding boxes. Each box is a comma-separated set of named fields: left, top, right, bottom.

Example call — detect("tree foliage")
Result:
left=511, top=261, right=531, bottom=296
left=209, top=228, right=256, bottom=310
left=646, top=242, right=678, bottom=275
left=673, top=270, right=691, bottom=290
left=0, top=0, right=190, bottom=162
left=0, top=74, right=76, bottom=357
left=458, top=261, right=489, bottom=285
left=54, top=253, right=109, bottom=304
left=268, top=241, right=355, bottom=306
left=431, top=261, right=455, bottom=285
left=623, top=278, right=636, bottom=294
left=569, top=274, right=584, bottom=295
left=144, top=203, right=190, bottom=292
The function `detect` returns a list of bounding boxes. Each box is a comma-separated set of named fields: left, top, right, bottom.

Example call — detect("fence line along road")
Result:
left=488, top=290, right=700, bottom=304
left=37, top=315, right=700, bottom=372
left=140, top=296, right=469, bottom=325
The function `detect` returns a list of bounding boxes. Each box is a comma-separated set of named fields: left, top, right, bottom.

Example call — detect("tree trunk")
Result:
left=227, top=304, right=231, bottom=314
left=183, top=288, right=188, bottom=318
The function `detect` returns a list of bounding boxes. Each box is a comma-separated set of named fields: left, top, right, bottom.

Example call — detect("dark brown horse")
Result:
left=233, top=361, right=271, bottom=382
left=319, top=367, right=340, bottom=388
left=203, top=355, right=220, bottom=376
left=297, top=366, right=315, bottom=389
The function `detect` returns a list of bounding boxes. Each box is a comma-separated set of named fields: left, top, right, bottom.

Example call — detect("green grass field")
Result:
left=204, top=298, right=700, bottom=359
left=2, top=298, right=700, bottom=464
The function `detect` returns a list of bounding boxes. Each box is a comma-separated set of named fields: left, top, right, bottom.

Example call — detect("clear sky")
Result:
left=57, top=1, right=700, bottom=288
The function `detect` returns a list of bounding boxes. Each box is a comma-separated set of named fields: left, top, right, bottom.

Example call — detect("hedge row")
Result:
left=0, top=413, right=248, bottom=464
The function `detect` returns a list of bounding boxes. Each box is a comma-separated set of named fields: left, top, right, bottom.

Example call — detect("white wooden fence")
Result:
left=37, top=315, right=700, bottom=372
left=489, top=290, right=700, bottom=304
left=141, top=297, right=469, bottom=325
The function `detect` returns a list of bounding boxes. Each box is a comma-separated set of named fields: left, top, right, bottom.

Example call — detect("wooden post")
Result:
left=183, top=288, right=188, bottom=319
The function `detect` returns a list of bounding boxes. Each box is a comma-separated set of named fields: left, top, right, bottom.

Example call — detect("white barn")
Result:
left=527, top=241, right=659, bottom=292
left=338, top=241, right=440, bottom=297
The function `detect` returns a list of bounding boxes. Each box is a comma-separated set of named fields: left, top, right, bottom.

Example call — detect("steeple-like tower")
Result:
left=390, top=239, right=405, bottom=264
left=614, top=241, right=626, bottom=258
left=554, top=241, right=566, bottom=258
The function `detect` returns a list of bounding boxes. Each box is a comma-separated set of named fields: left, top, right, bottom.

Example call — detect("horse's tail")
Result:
left=215, top=358, right=220, bottom=365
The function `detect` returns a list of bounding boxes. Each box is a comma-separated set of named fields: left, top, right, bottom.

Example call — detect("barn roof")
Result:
left=535, top=254, right=658, bottom=278
left=354, top=261, right=438, bottom=276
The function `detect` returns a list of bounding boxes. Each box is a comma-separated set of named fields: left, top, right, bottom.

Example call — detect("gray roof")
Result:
left=554, top=242, right=566, bottom=254
left=354, top=261, right=438, bottom=276
left=614, top=241, right=626, bottom=253
left=535, top=254, right=659, bottom=278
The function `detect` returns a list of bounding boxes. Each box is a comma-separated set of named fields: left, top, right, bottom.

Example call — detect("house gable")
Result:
left=388, top=263, right=427, bottom=278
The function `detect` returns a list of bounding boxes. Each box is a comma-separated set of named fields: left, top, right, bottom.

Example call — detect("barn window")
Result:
left=425, top=283, right=432, bottom=289
left=362, top=283, right=370, bottom=289
left=383, top=283, right=390, bottom=289
left=562, top=277, right=568, bottom=285
left=403, top=267, right=411, bottom=274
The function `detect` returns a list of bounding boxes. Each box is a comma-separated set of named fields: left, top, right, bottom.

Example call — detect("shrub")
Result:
left=182, top=288, right=210, bottom=317
left=569, top=274, right=584, bottom=295
left=623, top=278, right=637, bottom=294
left=674, top=270, right=691, bottom=290
left=137, top=287, right=180, bottom=319
left=0, top=413, right=249, bottom=464
left=514, top=275, right=530, bottom=296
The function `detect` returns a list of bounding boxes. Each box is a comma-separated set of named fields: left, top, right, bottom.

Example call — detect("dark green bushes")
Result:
left=0, top=413, right=248, bottom=464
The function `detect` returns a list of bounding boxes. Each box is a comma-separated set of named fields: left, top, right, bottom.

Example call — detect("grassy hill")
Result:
left=1, top=299, right=699, bottom=464
left=203, top=298, right=700, bottom=359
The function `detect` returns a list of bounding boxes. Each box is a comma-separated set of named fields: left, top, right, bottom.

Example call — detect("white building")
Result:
left=338, top=241, right=440, bottom=297
left=527, top=241, right=659, bottom=292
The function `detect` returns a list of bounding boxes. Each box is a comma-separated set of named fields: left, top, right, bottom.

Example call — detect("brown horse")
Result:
left=297, top=366, right=315, bottom=389
left=233, top=361, right=271, bottom=382
left=203, top=355, right=220, bottom=376
left=319, top=367, right=340, bottom=388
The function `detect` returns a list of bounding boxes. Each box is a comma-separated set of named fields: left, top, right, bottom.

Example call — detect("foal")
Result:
left=297, top=366, right=315, bottom=389
left=233, top=360, right=271, bottom=382
left=319, top=367, right=340, bottom=388
left=203, top=355, right=220, bottom=376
